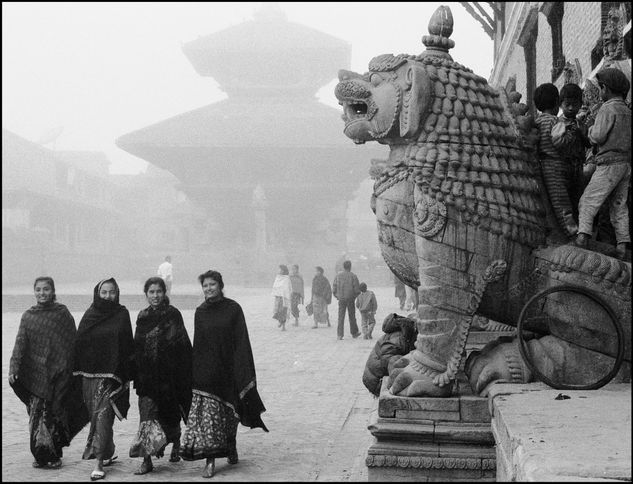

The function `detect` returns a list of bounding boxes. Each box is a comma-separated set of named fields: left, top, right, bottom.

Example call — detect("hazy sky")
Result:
left=2, top=2, right=494, bottom=174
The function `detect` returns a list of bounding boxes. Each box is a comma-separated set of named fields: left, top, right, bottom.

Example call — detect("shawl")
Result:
left=289, top=274, right=304, bottom=297
left=74, top=278, right=134, bottom=419
left=271, top=275, right=292, bottom=300
left=192, top=296, right=268, bottom=432
left=9, top=301, right=89, bottom=440
left=311, top=274, right=332, bottom=304
left=133, top=303, right=193, bottom=424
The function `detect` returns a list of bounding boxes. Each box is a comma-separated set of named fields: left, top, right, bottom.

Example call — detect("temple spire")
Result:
left=421, top=5, right=455, bottom=60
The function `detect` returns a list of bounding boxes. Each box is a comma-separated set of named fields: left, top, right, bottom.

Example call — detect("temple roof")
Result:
left=116, top=97, right=356, bottom=151
left=182, top=3, right=350, bottom=97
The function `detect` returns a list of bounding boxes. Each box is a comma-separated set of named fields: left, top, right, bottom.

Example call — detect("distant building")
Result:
left=1, top=128, right=199, bottom=285
left=116, top=4, right=386, bottom=283
left=462, top=2, right=631, bottom=104
left=2, top=128, right=121, bottom=283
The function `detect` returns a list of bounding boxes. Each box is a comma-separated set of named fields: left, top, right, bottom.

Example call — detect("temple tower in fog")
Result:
left=116, top=4, right=384, bottom=276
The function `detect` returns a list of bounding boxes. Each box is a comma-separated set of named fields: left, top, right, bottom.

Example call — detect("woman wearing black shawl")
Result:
left=310, top=266, right=332, bottom=328
left=74, top=278, right=135, bottom=481
left=180, top=270, right=268, bottom=478
left=129, top=276, right=192, bottom=475
left=9, top=276, right=88, bottom=469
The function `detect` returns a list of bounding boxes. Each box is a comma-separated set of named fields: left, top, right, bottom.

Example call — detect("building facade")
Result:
left=462, top=2, right=631, bottom=104
left=2, top=128, right=199, bottom=285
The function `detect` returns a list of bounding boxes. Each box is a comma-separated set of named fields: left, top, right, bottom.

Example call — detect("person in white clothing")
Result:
left=157, top=256, right=173, bottom=296
left=271, top=265, right=292, bottom=331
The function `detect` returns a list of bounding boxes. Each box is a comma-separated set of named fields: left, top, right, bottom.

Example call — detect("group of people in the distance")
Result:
left=271, top=261, right=378, bottom=340
left=9, top=272, right=268, bottom=480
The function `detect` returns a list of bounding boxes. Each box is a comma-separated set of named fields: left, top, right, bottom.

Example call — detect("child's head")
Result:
left=559, top=83, right=583, bottom=119
left=534, top=83, right=560, bottom=113
left=359, top=282, right=367, bottom=292
left=595, top=68, right=630, bottom=101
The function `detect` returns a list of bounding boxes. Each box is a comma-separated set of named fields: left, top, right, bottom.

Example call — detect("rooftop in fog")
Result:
left=181, top=2, right=351, bottom=98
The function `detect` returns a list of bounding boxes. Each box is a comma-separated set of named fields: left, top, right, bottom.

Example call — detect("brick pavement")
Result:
left=2, top=286, right=401, bottom=482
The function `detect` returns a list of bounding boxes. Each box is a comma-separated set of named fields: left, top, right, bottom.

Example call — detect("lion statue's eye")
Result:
left=370, top=73, right=383, bottom=87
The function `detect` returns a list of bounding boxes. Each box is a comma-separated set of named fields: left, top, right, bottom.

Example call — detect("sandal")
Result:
left=90, top=470, right=105, bottom=481
left=48, top=459, right=62, bottom=468
left=32, top=461, right=46, bottom=468
left=169, top=449, right=181, bottom=463
left=134, top=460, right=154, bottom=475
left=103, top=456, right=118, bottom=467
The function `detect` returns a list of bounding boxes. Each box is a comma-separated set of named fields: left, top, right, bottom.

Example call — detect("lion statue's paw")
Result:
left=387, top=355, right=453, bottom=397
left=464, top=337, right=532, bottom=396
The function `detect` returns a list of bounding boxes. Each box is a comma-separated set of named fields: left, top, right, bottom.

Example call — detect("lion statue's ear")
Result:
left=399, top=62, right=432, bottom=138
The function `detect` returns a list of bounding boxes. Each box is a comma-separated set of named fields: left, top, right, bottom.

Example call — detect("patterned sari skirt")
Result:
left=27, top=395, right=69, bottom=464
left=312, top=296, right=330, bottom=324
left=179, top=391, right=239, bottom=461
left=81, top=377, right=116, bottom=461
left=129, top=395, right=181, bottom=458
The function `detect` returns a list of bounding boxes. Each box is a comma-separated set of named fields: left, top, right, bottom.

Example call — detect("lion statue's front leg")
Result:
left=387, top=317, right=457, bottom=397
left=386, top=260, right=508, bottom=397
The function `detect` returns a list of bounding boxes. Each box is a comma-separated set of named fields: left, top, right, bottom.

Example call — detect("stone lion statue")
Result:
left=334, top=6, right=631, bottom=397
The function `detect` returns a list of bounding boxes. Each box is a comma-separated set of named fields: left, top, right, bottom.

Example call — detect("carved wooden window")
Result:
left=546, top=2, right=565, bottom=82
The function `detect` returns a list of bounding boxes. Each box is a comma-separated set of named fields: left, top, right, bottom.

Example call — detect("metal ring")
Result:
left=517, top=285, right=625, bottom=390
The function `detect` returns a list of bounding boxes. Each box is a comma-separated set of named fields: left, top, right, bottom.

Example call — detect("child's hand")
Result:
left=583, top=163, right=596, bottom=177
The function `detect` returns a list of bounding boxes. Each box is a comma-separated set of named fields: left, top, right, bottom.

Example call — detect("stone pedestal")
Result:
left=488, top=382, right=631, bottom=481
left=366, top=373, right=495, bottom=482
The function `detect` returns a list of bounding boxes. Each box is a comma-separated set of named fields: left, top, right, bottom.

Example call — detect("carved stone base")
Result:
left=366, top=373, right=495, bottom=481
left=464, top=330, right=516, bottom=361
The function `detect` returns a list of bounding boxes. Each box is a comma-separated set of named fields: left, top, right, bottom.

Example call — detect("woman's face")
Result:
left=146, top=283, right=165, bottom=309
left=99, top=282, right=117, bottom=301
left=34, top=281, right=54, bottom=305
left=202, top=278, right=221, bottom=300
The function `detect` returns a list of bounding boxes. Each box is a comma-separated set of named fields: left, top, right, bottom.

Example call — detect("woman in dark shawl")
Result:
left=9, top=276, right=88, bottom=469
left=180, top=270, right=268, bottom=478
left=129, top=276, right=192, bottom=475
left=310, top=266, right=332, bottom=328
left=74, top=277, right=135, bottom=481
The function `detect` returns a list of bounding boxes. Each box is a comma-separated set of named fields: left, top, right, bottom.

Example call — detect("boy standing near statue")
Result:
left=356, top=282, right=377, bottom=340
left=575, top=68, right=631, bottom=260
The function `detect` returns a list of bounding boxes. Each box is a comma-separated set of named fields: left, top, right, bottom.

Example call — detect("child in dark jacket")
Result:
left=362, top=314, right=417, bottom=397
left=356, top=282, right=378, bottom=339
left=534, top=82, right=579, bottom=238
left=551, top=83, right=592, bottom=219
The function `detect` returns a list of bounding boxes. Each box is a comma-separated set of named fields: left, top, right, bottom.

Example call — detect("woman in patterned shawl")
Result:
left=310, top=266, right=332, bottom=328
left=129, top=276, right=192, bottom=475
left=74, top=278, right=135, bottom=481
left=180, top=270, right=268, bottom=478
left=9, top=276, right=88, bottom=469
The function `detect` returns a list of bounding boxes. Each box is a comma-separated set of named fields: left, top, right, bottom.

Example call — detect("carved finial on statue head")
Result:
left=421, top=5, right=455, bottom=60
